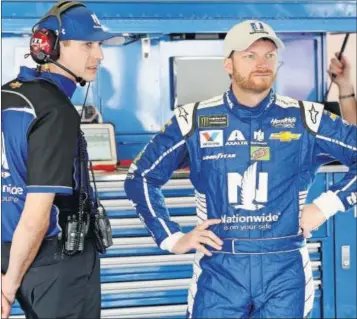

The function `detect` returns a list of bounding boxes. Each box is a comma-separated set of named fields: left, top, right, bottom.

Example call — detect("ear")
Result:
left=223, top=56, right=233, bottom=76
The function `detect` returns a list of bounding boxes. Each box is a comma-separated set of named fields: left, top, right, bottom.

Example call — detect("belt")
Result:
left=208, top=234, right=306, bottom=255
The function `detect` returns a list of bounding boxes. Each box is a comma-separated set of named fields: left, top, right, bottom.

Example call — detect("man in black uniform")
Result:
left=1, top=1, right=123, bottom=318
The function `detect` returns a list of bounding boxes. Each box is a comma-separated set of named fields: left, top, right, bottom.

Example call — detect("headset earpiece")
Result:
left=29, top=1, right=85, bottom=64
left=30, top=29, right=60, bottom=65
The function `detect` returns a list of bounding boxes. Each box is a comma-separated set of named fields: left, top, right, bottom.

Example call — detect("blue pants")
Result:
left=187, top=245, right=314, bottom=319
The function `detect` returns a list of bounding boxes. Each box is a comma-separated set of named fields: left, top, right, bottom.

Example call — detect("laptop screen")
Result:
left=80, top=124, right=117, bottom=166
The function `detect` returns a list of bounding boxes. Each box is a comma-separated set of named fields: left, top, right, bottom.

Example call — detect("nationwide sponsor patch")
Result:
left=202, top=153, right=236, bottom=160
left=269, top=131, right=301, bottom=142
left=198, top=115, right=228, bottom=128
left=250, top=146, right=270, bottom=161
left=200, top=130, right=223, bottom=148
left=253, top=130, right=264, bottom=142
left=251, top=129, right=267, bottom=145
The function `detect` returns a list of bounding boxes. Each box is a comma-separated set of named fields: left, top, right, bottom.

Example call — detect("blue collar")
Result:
left=225, top=86, right=275, bottom=117
left=17, top=66, right=77, bottom=99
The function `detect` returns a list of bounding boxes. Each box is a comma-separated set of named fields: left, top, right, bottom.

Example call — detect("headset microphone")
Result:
left=50, top=58, right=87, bottom=87
left=36, top=51, right=86, bottom=87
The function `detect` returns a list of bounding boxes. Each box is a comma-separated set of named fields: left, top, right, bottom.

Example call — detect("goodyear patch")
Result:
left=198, top=115, right=228, bottom=128
left=251, top=146, right=270, bottom=161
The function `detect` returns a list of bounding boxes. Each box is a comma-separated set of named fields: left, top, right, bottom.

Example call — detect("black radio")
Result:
left=92, top=205, right=113, bottom=253
left=63, top=130, right=113, bottom=254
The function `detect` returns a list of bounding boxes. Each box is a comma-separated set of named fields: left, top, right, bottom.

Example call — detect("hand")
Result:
left=172, top=219, right=223, bottom=256
left=300, top=204, right=327, bottom=238
left=1, top=274, right=17, bottom=309
left=328, top=53, right=353, bottom=89
left=2, top=292, right=11, bottom=319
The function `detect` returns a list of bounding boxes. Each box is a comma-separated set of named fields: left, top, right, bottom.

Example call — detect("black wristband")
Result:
left=339, top=93, right=355, bottom=100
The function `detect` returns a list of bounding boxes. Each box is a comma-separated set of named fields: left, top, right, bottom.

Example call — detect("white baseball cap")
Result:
left=223, top=20, right=285, bottom=57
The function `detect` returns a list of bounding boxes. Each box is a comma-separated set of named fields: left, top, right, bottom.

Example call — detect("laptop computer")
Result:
left=80, top=123, right=117, bottom=171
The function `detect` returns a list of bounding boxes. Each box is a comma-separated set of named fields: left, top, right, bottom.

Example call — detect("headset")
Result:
left=30, top=0, right=87, bottom=86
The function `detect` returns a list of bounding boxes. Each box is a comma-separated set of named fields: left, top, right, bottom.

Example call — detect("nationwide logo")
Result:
left=228, top=163, right=268, bottom=211
left=2, top=184, right=24, bottom=195
left=202, top=153, right=236, bottom=160
left=253, top=130, right=264, bottom=142
left=252, top=129, right=267, bottom=146
left=226, top=130, right=248, bottom=146
left=221, top=213, right=280, bottom=224
left=91, top=13, right=103, bottom=29
left=269, top=131, right=301, bottom=142
left=249, top=22, right=269, bottom=35
left=271, top=117, right=296, bottom=128
left=200, top=130, right=223, bottom=148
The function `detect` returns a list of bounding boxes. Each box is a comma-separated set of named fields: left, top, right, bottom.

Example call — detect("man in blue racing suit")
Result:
left=125, top=20, right=357, bottom=319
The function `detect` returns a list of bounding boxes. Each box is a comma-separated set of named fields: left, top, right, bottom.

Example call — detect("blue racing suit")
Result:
left=124, top=88, right=357, bottom=319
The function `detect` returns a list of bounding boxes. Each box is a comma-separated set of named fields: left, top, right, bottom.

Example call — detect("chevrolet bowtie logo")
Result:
left=269, top=131, right=301, bottom=142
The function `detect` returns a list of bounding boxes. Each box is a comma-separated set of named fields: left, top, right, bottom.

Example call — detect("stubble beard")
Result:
left=233, top=69, right=276, bottom=94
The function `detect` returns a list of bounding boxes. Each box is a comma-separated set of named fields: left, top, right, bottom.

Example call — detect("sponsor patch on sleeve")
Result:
left=198, top=115, right=228, bottom=128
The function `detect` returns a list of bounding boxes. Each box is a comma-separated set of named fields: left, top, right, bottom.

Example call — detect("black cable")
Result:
left=89, top=161, right=100, bottom=208
left=65, top=82, right=91, bottom=255
left=75, top=83, right=91, bottom=249
left=80, top=82, right=91, bottom=121
left=324, top=33, right=350, bottom=101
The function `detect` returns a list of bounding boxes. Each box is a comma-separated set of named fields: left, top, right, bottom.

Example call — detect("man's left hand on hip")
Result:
left=300, top=204, right=327, bottom=238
